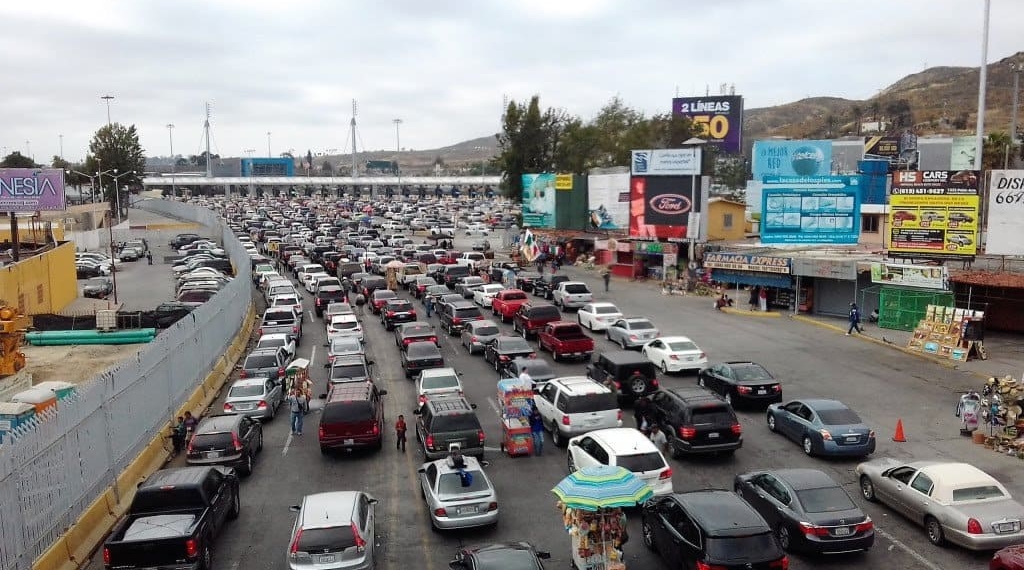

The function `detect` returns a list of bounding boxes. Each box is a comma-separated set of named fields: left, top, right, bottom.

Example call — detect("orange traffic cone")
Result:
left=892, top=419, right=907, bottom=442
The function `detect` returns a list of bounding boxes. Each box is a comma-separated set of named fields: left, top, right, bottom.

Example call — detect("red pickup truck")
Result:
left=538, top=321, right=595, bottom=361
left=491, top=289, right=530, bottom=323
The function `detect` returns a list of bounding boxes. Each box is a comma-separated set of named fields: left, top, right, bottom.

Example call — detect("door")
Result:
left=646, top=340, right=665, bottom=362
left=877, top=466, right=917, bottom=515
left=904, top=472, right=935, bottom=521
left=778, top=402, right=807, bottom=440
left=572, top=437, right=602, bottom=470
left=752, top=474, right=791, bottom=528
left=535, top=383, right=558, bottom=424
left=653, top=500, right=684, bottom=563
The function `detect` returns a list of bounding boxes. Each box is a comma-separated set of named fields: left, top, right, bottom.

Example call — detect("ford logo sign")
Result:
left=648, top=194, right=691, bottom=215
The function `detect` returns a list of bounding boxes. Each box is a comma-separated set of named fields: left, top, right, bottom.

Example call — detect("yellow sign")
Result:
left=888, top=170, right=980, bottom=258
left=555, top=174, right=573, bottom=190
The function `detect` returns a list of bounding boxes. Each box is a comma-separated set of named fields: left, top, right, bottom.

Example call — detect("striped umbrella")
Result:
left=552, top=465, right=654, bottom=511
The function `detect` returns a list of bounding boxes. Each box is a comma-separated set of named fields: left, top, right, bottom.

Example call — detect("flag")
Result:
left=521, top=229, right=540, bottom=262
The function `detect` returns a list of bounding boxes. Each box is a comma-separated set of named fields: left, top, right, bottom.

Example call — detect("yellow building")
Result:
left=0, top=242, right=77, bottom=314
left=706, top=197, right=747, bottom=242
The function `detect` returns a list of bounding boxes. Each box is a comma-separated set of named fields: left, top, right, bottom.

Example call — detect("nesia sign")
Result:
left=0, top=168, right=67, bottom=212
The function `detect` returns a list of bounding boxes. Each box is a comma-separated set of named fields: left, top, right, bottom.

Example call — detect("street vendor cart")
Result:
left=285, top=358, right=312, bottom=397
left=497, top=378, right=534, bottom=457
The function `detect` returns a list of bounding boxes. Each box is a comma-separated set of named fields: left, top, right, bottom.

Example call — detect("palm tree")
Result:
left=850, top=105, right=863, bottom=135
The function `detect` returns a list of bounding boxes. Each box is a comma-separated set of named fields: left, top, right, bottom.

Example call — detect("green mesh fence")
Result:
left=878, top=287, right=955, bottom=331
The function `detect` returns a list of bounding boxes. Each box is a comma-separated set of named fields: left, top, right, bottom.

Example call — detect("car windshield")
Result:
left=408, top=344, right=441, bottom=357
left=274, top=297, right=299, bottom=306
left=190, top=432, right=233, bottom=450
left=816, top=407, right=862, bottom=425
left=87, top=278, right=108, bottom=286
left=437, top=471, right=490, bottom=495
left=565, top=393, right=617, bottom=414
left=628, top=320, right=654, bottom=330
left=667, top=341, right=698, bottom=351
left=421, top=374, right=459, bottom=390
left=796, top=486, right=857, bottom=513
left=499, top=338, right=532, bottom=352
left=454, top=307, right=481, bottom=318
left=331, top=320, right=358, bottom=331
left=564, top=284, right=589, bottom=294
left=691, top=406, right=735, bottom=425
left=474, top=325, right=500, bottom=336
left=705, top=533, right=778, bottom=561
left=431, top=414, right=480, bottom=432
left=471, top=549, right=541, bottom=570
left=504, top=292, right=527, bottom=300
left=331, top=364, right=367, bottom=379
left=731, top=364, right=772, bottom=382
left=331, top=338, right=362, bottom=353
left=258, top=338, right=285, bottom=350
left=595, top=306, right=619, bottom=314
left=616, top=452, right=665, bottom=473
left=295, top=526, right=357, bottom=553
left=952, top=486, right=1007, bottom=501
left=263, top=311, right=295, bottom=323
left=245, top=355, right=277, bottom=368
left=229, top=385, right=265, bottom=398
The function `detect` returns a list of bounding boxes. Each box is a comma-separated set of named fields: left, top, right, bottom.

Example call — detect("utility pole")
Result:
left=393, top=118, right=403, bottom=191
left=1010, top=63, right=1022, bottom=169
left=167, top=124, right=176, bottom=197
left=204, top=103, right=212, bottom=180
left=101, top=94, right=114, bottom=125
left=974, top=0, right=991, bottom=170
left=350, top=100, right=358, bottom=178
left=59, top=134, right=63, bottom=161
left=266, top=131, right=272, bottom=158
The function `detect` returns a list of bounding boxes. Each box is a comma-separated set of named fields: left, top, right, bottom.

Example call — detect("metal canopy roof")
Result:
left=142, top=175, right=503, bottom=187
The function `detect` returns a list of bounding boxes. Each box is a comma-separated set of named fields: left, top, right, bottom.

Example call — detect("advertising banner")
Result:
left=752, top=140, right=833, bottom=179
left=631, top=148, right=701, bottom=176
left=672, top=95, right=744, bottom=153
left=629, top=176, right=700, bottom=240
left=586, top=172, right=630, bottom=230
left=703, top=252, right=792, bottom=274
left=0, top=168, right=67, bottom=212
left=870, top=262, right=949, bottom=290
left=889, top=170, right=980, bottom=258
left=863, top=136, right=900, bottom=160
left=555, top=174, right=574, bottom=190
left=985, top=170, right=1024, bottom=256
left=521, top=173, right=557, bottom=228
left=760, top=175, right=861, bottom=245
left=950, top=136, right=978, bottom=170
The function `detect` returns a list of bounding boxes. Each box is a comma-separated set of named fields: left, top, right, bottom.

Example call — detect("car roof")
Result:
left=196, top=414, right=242, bottom=433
left=419, top=367, right=457, bottom=378
left=666, top=387, right=727, bottom=404
left=551, top=376, right=611, bottom=396
left=468, top=319, right=499, bottom=329
left=258, top=333, right=289, bottom=340
left=327, top=381, right=375, bottom=403
left=771, top=468, right=840, bottom=491
left=331, top=314, right=358, bottom=323
left=231, top=377, right=269, bottom=388
left=917, top=462, right=998, bottom=487
left=675, top=490, right=770, bottom=536
left=799, top=399, right=848, bottom=411
left=141, top=466, right=217, bottom=489
left=332, top=355, right=368, bottom=366
left=658, top=335, right=696, bottom=343
left=247, top=347, right=281, bottom=356
left=299, top=491, right=359, bottom=528
left=407, top=341, right=442, bottom=355
left=430, top=454, right=485, bottom=475
left=589, top=428, right=659, bottom=453
left=599, top=350, right=651, bottom=365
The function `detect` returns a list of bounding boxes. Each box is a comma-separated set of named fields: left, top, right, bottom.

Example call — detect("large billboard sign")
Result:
left=760, top=175, right=862, bottom=245
left=631, top=149, right=701, bottom=176
left=752, top=140, right=833, bottom=179
left=950, top=136, right=978, bottom=170
left=521, top=173, right=557, bottom=228
left=986, top=170, right=1024, bottom=256
left=888, top=170, right=980, bottom=258
left=0, top=168, right=67, bottom=212
left=672, top=96, right=743, bottom=154
left=629, top=176, right=700, bottom=240
left=587, top=172, right=630, bottom=230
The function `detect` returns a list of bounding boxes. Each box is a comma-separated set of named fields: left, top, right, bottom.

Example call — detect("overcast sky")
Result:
left=2, top=0, right=1022, bottom=164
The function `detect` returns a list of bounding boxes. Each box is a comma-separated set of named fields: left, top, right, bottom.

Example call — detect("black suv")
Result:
left=439, top=301, right=483, bottom=336
left=412, top=396, right=485, bottom=460
left=648, top=388, right=743, bottom=457
left=587, top=350, right=660, bottom=404
left=381, top=299, right=417, bottom=330
left=440, top=265, right=472, bottom=289
left=640, top=490, right=787, bottom=570
left=186, top=414, right=263, bottom=476
left=532, top=274, right=570, bottom=299
left=314, top=285, right=346, bottom=317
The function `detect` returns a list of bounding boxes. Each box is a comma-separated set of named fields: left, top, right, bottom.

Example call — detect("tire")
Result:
left=241, top=453, right=254, bottom=476
left=521, top=327, right=528, bottom=339
left=767, top=413, right=777, bottom=432
left=493, top=358, right=500, bottom=372
left=567, top=453, right=576, bottom=473
left=660, top=361, right=668, bottom=375
left=551, top=425, right=564, bottom=447
left=641, top=519, right=655, bottom=550
left=227, top=488, right=240, bottom=520
left=802, top=436, right=814, bottom=456
left=724, top=392, right=732, bottom=405
left=925, top=516, right=945, bottom=546
left=618, top=337, right=627, bottom=350
left=860, top=475, right=877, bottom=502
left=200, top=545, right=212, bottom=570
left=776, top=525, right=792, bottom=551
left=256, top=432, right=263, bottom=452
left=628, top=377, right=647, bottom=395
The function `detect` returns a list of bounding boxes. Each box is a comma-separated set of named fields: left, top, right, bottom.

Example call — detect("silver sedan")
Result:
left=460, top=320, right=501, bottom=355
left=417, top=455, right=498, bottom=530
left=605, top=317, right=660, bottom=349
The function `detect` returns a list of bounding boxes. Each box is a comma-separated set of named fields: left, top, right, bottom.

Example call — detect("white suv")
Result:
left=534, top=376, right=622, bottom=447
left=551, top=282, right=593, bottom=311
left=567, top=428, right=674, bottom=498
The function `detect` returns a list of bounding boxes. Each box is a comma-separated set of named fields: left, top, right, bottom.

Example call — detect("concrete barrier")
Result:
left=32, top=304, right=256, bottom=570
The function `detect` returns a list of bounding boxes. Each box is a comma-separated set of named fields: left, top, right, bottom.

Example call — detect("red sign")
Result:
left=629, top=176, right=698, bottom=239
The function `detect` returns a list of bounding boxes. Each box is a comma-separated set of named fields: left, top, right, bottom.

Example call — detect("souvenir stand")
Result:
left=285, top=358, right=312, bottom=397
left=970, top=375, right=1024, bottom=458
left=497, top=378, right=534, bottom=457
left=557, top=504, right=627, bottom=570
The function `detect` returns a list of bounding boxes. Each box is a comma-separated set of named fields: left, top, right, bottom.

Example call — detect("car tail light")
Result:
left=452, top=317, right=462, bottom=324
left=318, top=426, right=325, bottom=439
left=292, top=326, right=299, bottom=333
left=650, top=378, right=659, bottom=387
left=679, top=426, right=696, bottom=439
left=471, top=336, right=478, bottom=343
left=855, top=518, right=874, bottom=533
left=434, top=508, right=447, bottom=517
left=659, top=467, right=673, bottom=480
left=103, top=547, right=111, bottom=565
left=239, top=370, right=248, bottom=378
left=257, top=400, right=268, bottom=409
left=294, top=304, right=302, bottom=312
left=967, top=518, right=983, bottom=534
left=409, top=311, right=416, bottom=317
left=613, top=381, right=621, bottom=390
left=418, top=395, right=427, bottom=404
left=799, top=522, right=830, bottom=537
left=617, top=410, right=623, bottom=422
left=499, top=355, right=509, bottom=361
left=351, top=522, right=366, bottom=551
left=277, top=367, right=286, bottom=377
left=737, top=386, right=752, bottom=395
left=429, top=336, right=437, bottom=344
left=695, top=562, right=728, bottom=570
left=670, top=355, right=679, bottom=360
left=529, top=352, right=537, bottom=359
left=288, top=528, right=303, bottom=555
left=328, top=355, right=335, bottom=363
left=403, top=338, right=413, bottom=345
left=772, top=384, right=782, bottom=392
left=478, top=430, right=485, bottom=444
left=223, top=402, right=234, bottom=411
left=316, top=298, right=322, bottom=306
left=185, top=538, right=199, bottom=558
left=257, top=327, right=263, bottom=336
left=487, top=502, right=498, bottom=511
left=232, top=433, right=243, bottom=451
left=769, top=558, right=789, bottom=570
left=425, top=435, right=434, bottom=449
left=629, top=335, right=638, bottom=341
left=387, top=311, right=395, bottom=317
left=372, top=423, right=379, bottom=436
left=561, top=415, right=571, bottom=426
left=731, top=423, right=743, bottom=435
left=819, top=429, right=832, bottom=441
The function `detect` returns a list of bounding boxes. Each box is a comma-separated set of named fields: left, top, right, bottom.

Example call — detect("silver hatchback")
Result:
left=417, top=454, right=498, bottom=530
left=605, top=317, right=660, bottom=349
left=460, top=320, right=501, bottom=355
left=223, top=377, right=284, bottom=420
left=286, top=491, right=378, bottom=570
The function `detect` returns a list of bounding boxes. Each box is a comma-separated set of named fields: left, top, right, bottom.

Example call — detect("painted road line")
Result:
left=487, top=397, right=501, bottom=416
left=872, top=526, right=943, bottom=570
left=282, top=432, right=293, bottom=456
left=308, top=309, right=316, bottom=321
left=310, top=345, right=317, bottom=367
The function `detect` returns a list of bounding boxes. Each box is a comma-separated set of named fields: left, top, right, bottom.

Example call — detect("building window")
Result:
left=723, top=213, right=734, bottom=229
left=862, top=215, right=879, bottom=233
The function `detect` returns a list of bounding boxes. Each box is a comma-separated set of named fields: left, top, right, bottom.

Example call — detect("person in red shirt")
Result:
left=395, top=415, right=407, bottom=452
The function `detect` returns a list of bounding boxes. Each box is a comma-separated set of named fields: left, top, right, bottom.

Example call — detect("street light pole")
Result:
left=267, top=132, right=272, bottom=158
left=167, top=124, right=176, bottom=197
left=393, top=118, right=403, bottom=191
left=101, top=94, right=115, bottom=126
left=59, top=134, right=63, bottom=161
left=1010, top=63, right=1022, bottom=169
left=974, top=0, right=991, bottom=170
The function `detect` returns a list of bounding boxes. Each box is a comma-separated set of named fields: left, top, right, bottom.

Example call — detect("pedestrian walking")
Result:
left=847, top=302, right=863, bottom=335
left=170, top=416, right=186, bottom=454
left=146, top=251, right=153, bottom=265
left=649, top=425, right=669, bottom=454
left=518, top=366, right=533, bottom=389
left=634, top=394, right=651, bottom=434
left=602, top=269, right=611, bottom=292
left=758, top=287, right=768, bottom=312
left=395, top=414, right=407, bottom=452
left=354, top=292, right=366, bottom=316
left=748, top=287, right=759, bottom=311
left=182, top=411, right=198, bottom=438
left=529, top=407, right=545, bottom=456
left=425, top=294, right=434, bottom=318
left=286, top=388, right=308, bottom=435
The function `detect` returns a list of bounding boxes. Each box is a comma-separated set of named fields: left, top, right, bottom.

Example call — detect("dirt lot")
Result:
left=22, top=343, right=147, bottom=385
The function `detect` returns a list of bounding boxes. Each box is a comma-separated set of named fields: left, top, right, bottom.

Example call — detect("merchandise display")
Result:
left=557, top=501, right=627, bottom=570
left=498, top=378, right=534, bottom=457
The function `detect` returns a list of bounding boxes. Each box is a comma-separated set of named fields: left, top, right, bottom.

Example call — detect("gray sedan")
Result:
left=856, top=459, right=1024, bottom=550
left=460, top=320, right=501, bottom=355
left=417, top=455, right=498, bottom=530
left=223, top=377, right=284, bottom=420
left=604, top=317, right=660, bottom=349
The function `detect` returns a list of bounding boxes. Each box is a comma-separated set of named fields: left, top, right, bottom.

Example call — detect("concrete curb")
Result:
left=32, top=304, right=257, bottom=570
left=722, top=307, right=781, bottom=318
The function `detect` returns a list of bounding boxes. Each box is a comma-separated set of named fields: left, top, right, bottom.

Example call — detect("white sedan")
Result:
left=304, top=272, right=331, bottom=293
left=576, top=302, right=623, bottom=331
left=641, top=336, right=707, bottom=374
left=473, top=284, right=506, bottom=307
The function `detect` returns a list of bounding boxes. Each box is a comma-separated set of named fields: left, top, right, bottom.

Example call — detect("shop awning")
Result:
left=711, top=269, right=793, bottom=289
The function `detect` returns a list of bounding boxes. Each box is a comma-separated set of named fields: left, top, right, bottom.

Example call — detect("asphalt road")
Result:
left=84, top=232, right=1008, bottom=570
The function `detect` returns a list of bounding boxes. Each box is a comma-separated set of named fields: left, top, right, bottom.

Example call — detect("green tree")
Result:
left=982, top=132, right=1017, bottom=171
left=849, top=105, right=863, bottom=135
left=495, top=96, right=552, bottom=200
left=305, top=150, right=314, bottom=174
left=823, top=114, right=840, bottom=138
left=713, top=156, right=749, bottom=196
left=0, top=151, right=36, bottom=168
left=321, top=161, right=334, bottom=176
left=886, top=99, right=914, bottom=129
left=84, top=123, right=146, bottom=218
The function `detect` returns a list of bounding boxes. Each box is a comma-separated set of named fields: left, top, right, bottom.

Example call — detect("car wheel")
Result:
left=766, top=413, right=776, bottom=432
left=776, top=525, right=792, bottom=551
left=641, top=519, right=655, bottom=550
left=551, top=425, right=564, bottom=447
left=256, top=432, right=263, bottom=452
left=860, top=475, right=877, bottom=502
left=925, top=516, right=945, bottom=546
left=494, top=358, right=500, bottom=372
left=242, top=453, right=253, bottom=476
left=567, top=453, right=576, bottom=473
left=605, top=330, right=611, bottom=341
left=802, top=436, right=814, bottom=456
left=227, top=489, right=240, bottom=520
left=697, top=376, right=705, bottom=387
left=660, top=361, right=668, bottom=375
left=200, top=545, right=212, bottom=570
left=618, top=337, right=627, bottom=350
left=521, top=327, right=528, bottom=339
left=629, top=377, right=646, bottom=395
left=724, top=392, right=732, bottom=405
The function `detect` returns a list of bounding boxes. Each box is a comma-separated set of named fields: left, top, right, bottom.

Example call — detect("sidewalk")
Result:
left=557, top=263, right=1023, bottom=383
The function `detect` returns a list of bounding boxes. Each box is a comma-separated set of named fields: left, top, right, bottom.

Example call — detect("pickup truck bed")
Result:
left=538, top=322, right=595, bottom=361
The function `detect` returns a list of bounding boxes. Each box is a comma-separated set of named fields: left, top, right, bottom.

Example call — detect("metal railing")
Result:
left=0, top=199, right=252, bottom=570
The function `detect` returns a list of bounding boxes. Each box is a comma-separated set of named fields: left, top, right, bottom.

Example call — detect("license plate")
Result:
left=708, top=432, right=720, bottom=439
left=833, top=526, right=852, bottom=536
left=845, top=436, right=859, bottom=443
left=237, top=404, right=254, bottom=410
left=205, top=451, right=221, bottom=458
left=458, top=506, right=477, bottom=515
left=344, top=439, right=354, bottom=446
left=318, top=555, right=336, bottom=564
left=996, top=522, right=1020, bottom=533
left=757, top=389, right=767, bottom=395
left=686, top=356, right=695, bottom=361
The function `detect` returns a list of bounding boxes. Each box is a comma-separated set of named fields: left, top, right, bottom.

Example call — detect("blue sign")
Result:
left=753, top=140, right=833, bottom=179
left=760, top=175, right=862, bottom=245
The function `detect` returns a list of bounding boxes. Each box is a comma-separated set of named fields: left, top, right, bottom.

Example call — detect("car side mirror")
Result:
left=537, top=552, right=551, bottom=560
left=570, top=440, right=581, bottom=447
left=324, top=363, right=330, bottom=368
left=480, top=460, right=490, bottom=468
left=449, top=562, right=467, bottom=570
left=367, top=360, right=375, bottom=365
left=323, top=343, right=330, bottom=347
left=470, top=403, right=477, bottom=409
left=289, top=505, right=301, bottom=512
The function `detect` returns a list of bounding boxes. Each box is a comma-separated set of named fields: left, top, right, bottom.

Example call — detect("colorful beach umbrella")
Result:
left=552, top=465, right=654, bottom=511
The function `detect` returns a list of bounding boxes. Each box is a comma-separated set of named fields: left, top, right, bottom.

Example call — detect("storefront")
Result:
left=632, top=241, right=680, bottom=281
left=703, top=252, right=794, bottom=309
left=790, top=257, right=862, bottom=316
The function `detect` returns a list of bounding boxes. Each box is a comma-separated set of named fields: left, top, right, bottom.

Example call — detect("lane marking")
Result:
left=282, top=432, right=293, bottom=456
left=308, top=309, right=316, bottom=321
left=872, top=526, right=943, bottom=570
left=310, top=345, right=317, bottom=367
left=487, top=397, right=501, bottom=416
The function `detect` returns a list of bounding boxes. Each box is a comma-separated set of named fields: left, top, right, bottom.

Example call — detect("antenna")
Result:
left=705, top=84, right=710, bottom=96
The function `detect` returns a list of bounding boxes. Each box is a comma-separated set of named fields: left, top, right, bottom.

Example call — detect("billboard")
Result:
left=629, top=176, right=700, bottom=239
left=950, top=136, right=978, bottom=170
left=864, top=136, right=900, bottom=159
left=587, top=172, right=630, bottom=230
left=752, top=140, right=832, bottom=179
left=672, top=95, right=744, bottom=153
left=760, top=175, right=861, bottom=245
left=0, top=168, right=67, bottom=212
left=631, top=148, right=701, bottom=176
left=889, top=170, right=981, bottom=258
left=986, top=170, right=1024, bottom=256
left=521, top=173, right=557, bottom=228
left=870, top=262, right=948, bottom=290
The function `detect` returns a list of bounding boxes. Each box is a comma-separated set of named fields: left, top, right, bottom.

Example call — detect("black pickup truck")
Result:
left=103, top=466, right=239, bottom=570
